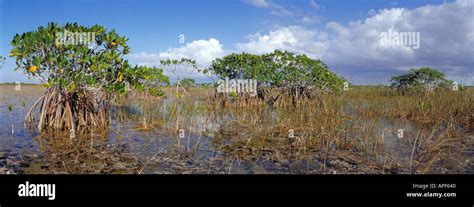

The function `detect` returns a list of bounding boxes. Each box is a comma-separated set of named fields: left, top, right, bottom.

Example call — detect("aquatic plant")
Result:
left=7, top=104, right=14, bottom=135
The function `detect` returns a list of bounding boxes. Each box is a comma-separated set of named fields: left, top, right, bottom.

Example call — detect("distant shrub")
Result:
left=179, top=78, right=195, bottom=88
left=207, top=50, right=346, bottom=96
left=127, top=65, right=169, bottom=97
left=390, top=67, right=453, bottom=94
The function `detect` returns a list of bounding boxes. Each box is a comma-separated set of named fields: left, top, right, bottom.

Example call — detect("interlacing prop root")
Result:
left=25, top=86, right=110, bottom=134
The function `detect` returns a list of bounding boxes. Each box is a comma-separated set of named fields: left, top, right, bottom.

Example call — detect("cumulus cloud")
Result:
left=158, top=38, right=224, bottom=66
left=128, top=38, right=225, bottom=82
left=326, top=0, right=473, bottom=81
left=235, top=0, right=474, bottom=84
left=235, top=26, right=329, bottom=58
left=244, top=0, right=293, bottom=16
left=129, top=0, right=473, bottom=84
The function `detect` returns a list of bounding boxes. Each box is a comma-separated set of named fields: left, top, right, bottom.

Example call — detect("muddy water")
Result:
left=0, top=85, right=471, bottom=174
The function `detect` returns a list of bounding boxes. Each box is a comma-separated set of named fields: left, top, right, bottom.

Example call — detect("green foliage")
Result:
left=390, top=67, right=452, bottom=92
left=148, top=87, right=166, bottom=97
left=458, top=84, right=468, bottom=91
left=126, top=65, right=169, bottom=96
left=207, top=50, right=346, bottom=95
left=160, top=58, right=197, bottom=69
left=206, top=52, right=264, bottom=81
left=179, top=78, right=195, bottom=88
left=160, top=57, right=197, bottom=80
left=160, top=58, right=198, bottom=84
left=199, top=82, right=214, bottom=88
left=229, top=91, right=238, bottom=99
left=160, top=58, right=198, bottom=97
left=7, top=104, right=14, bottom=112
left=9, top=22, right=131, bottom=94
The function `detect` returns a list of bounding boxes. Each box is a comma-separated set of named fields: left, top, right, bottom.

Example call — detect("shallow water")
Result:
left=0, top=85, right=471, bottom=174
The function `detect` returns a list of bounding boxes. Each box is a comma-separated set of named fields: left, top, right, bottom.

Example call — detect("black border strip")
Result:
left=0, top=174, right=472, bottom=206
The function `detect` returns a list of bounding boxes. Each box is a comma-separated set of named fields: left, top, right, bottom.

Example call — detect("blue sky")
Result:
left=1, top=0, right=472, bottom=85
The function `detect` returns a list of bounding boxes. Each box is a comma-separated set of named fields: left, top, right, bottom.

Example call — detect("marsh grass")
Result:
left=1, top=84, right=472, bottom=174
left=205, top=86, right=473, bottom=173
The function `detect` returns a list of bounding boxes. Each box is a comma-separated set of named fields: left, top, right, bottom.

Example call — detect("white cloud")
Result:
left=270, top=4, right=293, bottom=16
left=129, top=38, right=224, bottom=66
left=127, top=0, right=473, bottom=84
left=244, top=0, right=269, bottom=8
left=301, top=16, right=320, bottom=24
left=243, top=0, right=293, bottom=16
left=310, top=0, right=320, bottom=9
left=158, top=38, right=224, bottom=66
left=234, top=0, right=474, bottom=84
left=235, top=26, right=329, bottom=58
left=128, top=38, right=225, bottom=82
